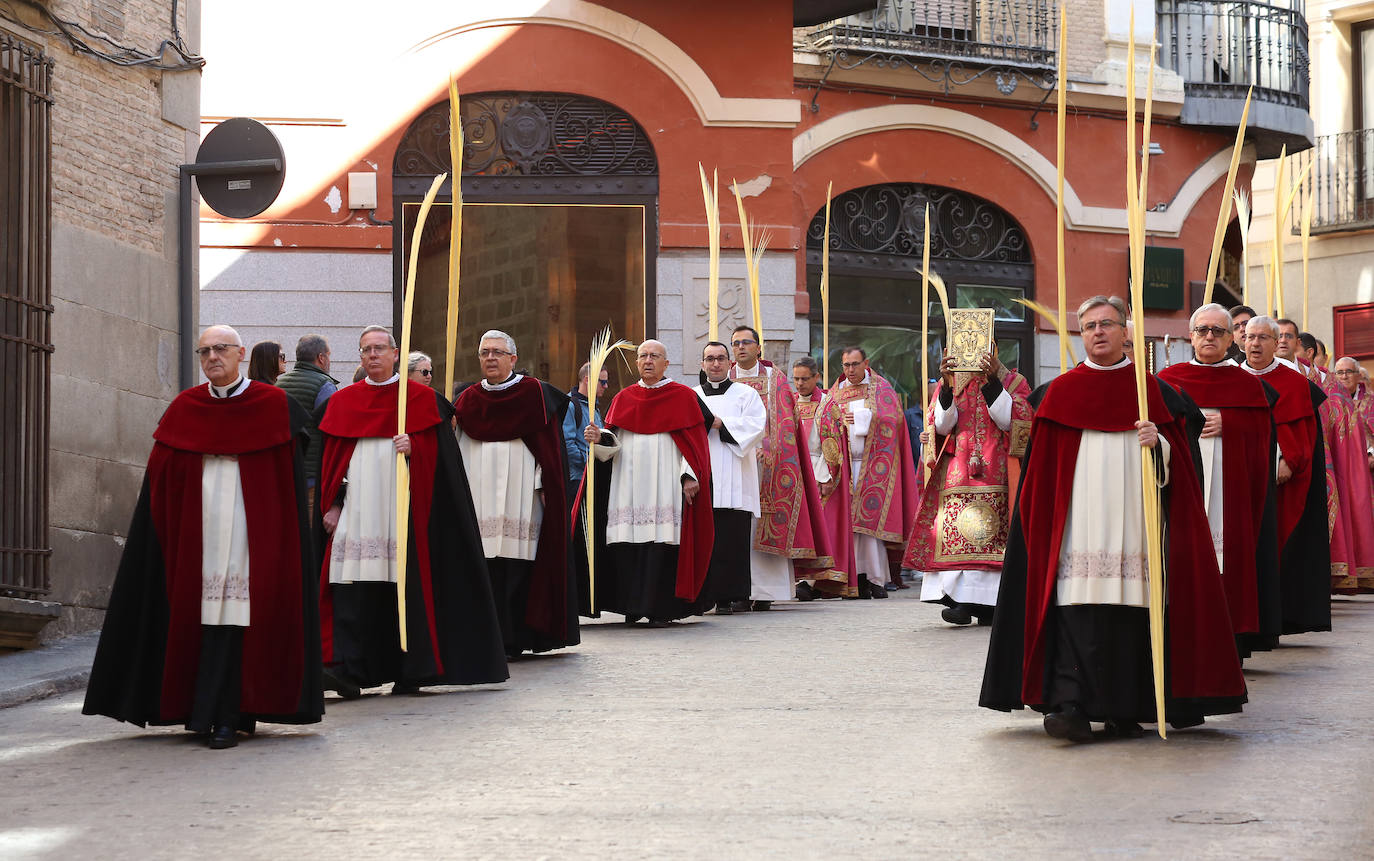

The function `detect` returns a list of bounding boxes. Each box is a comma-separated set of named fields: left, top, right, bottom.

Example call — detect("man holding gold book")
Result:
left=727, top=326, right=833, bottom=608
left=1239, top=316, right=1331, bottom=634
left=452, top=330, right=578, bottom=657
left=316, top=326, right=507, bottom=697
left=1158, top=303, right=1282, bottom=658
left=578, top=340, right=714, bottom=626
left=827, top=347, right=919, bottom=599
left=981, top=296, right=1246, bottom=742
left=902, top=344, right=1032, bottom=627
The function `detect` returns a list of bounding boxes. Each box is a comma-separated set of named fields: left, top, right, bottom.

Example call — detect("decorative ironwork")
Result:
left=807, top=183, right=1031, bottom=264
left=1293, top=130, right=1374, bottom=233
left=1157, top=0, right=1310, bottom=111
left=795, top=0, right=1058, bottom=98
left=394, top=91, right=657, bottom=179
left=1, top=33, right=54, bottom=599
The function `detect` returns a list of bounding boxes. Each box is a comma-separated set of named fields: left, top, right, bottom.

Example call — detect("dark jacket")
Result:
left=277, top=362, right=338, bottom=483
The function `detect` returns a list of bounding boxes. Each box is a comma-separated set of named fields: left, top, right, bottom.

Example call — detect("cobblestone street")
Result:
left=2, top=591, right=1372, bottom=860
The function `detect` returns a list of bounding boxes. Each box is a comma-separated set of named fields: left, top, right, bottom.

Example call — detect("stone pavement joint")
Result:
left=0, top=632, right=97, bottom=710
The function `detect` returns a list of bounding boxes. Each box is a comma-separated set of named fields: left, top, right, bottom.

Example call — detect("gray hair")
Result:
left=295, top=334, right=329, bottom=363
left=792, top=356, right=820, bottom=374
left=201, top=324, right=243, bottom=346
left=1077, top=295, right=1129, bottom=325
left=578, top=361, right=591, bottom=381
left=1246, top=315, right=1280, bottom=339
left=359, top=325, right=395, bottom=348
left=407, top=351, right=431, bottom=373
left=638, top=339, right=668, bottom=359
left=479, top=330, right=516, bottom=355
left=1335, top=356, right=1360, bottom=371
left=1189, top=303, right=1233, bottom=329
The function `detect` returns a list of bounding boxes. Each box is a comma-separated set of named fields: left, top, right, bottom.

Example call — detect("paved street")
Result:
left=2, top=590, right=1372, bottom=860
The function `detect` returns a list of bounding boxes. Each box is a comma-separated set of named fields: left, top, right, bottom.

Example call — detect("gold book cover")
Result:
left=947, top=307, right=995, bottom=372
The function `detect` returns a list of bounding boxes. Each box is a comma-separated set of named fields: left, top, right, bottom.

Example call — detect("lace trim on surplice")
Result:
left=331, top=536, right=397, bottom=563
left=606, top=505, right=681, bottom=529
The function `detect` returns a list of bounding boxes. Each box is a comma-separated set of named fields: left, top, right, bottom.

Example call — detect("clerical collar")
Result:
left=1242, top=358, right=1280, bottom=376
left=208, top=376, right=249, bottom=399
left=698, top=371, right=732, bottom=394
left=481, top=372, right=522, bottom=392
left=365, top=373, right=400, bottom=386
left=1189, top=358, right=1237, bottom=368
left=838, top=370, right=870, bottom=389
left=1275, top=356, right=1300, bottom=371
left=1084, top=355, right=1131, bottom=371
left=734, top=362, right=762, bottom=378
left=637, top=377, right=672, bottom=389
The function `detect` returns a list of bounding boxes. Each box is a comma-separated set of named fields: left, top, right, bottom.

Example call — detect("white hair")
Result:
left=359, top=325, right=395, bottom=348
left=407, top=351, right=431, bottom=372
left=1245, top=315, right=1280, bottom=338
left=638, top=339, right=668, bottom=359
left=478, top=330, right=516, bottom=355
left=1189, top=303, right=1233, bottom=329
left=201, top=324, right=243, bottom=346
left=1335, top=356, right=1360, bottom=371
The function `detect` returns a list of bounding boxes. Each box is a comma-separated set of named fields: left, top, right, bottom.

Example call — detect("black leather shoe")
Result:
left=1103, top=719, right=1145, bottom=739
left=714, top=603, right=734, bottom=615
left=941, top=605, right=973, bottom=625
left=391, top=682, right=421, bottom=695
left=795, top=582, right=818, bottom=602
left=752, top=601, right=772, bottom=611
left=322, top=667, right=362, bottom=700
left=730, top=600, right=752, bottom=612
left=208, top=726, right=238, bottom=749
left=1043, top=704, right=1093, bottom=743
left=869, top=585, right=889, bottom=599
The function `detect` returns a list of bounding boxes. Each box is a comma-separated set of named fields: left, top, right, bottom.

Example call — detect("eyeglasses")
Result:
left=1081, top=319, right=1123, bottom=332
left=194, top=343, right=240, bottom=358
left=730, top=339, right=757, bottom=347
left=359, top=345, right=392, bottom=356
left=597, top=378, right=610, bottom=387
left=1334, top=369, right=1359, bottom=376
left=419, top=369, right=432, bottom=377
left=1191, top=325, right=1229, bottom=338
left=841, top=361, right=864, bottom=369
left=1247, top=333, right=1275, bottom=342
left=703, top=354, right=729, bottom=362
left=637, top=353, right=666, bottom=361
left=478, top=349, right=512, bottom=359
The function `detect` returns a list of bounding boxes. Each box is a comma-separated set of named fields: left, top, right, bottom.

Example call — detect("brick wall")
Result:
left=1064, top=0, right=1106, bottom=79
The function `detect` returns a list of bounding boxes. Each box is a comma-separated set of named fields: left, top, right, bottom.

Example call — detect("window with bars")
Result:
left=0, top=31, right=54, bottom=598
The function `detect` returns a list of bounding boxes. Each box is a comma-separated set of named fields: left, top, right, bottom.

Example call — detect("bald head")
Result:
left=196, top=325, right=245, bottom=388
left=636, top=339, right=669, bottom=385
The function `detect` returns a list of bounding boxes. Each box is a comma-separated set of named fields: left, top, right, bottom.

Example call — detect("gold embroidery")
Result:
left=1008, top=419, right=1031, bottom=459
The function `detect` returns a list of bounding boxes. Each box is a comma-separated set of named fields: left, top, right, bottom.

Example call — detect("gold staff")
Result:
left=396, top=172, right=447, bottom=651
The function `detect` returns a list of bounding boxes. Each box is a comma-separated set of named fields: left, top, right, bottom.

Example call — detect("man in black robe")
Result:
left=317, top=325, right=507, bottom=696
left=84, top=325, right=323, bottom=749
left=452, top=329, right=578, bottom=657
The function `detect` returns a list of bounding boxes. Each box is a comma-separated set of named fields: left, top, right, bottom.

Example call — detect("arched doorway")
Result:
left=805, top=182, right=1035, bottom=403
left=392, top=91, right=658, bottom=395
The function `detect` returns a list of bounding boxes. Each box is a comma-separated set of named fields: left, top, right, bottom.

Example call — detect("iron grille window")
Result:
left=0, top=32, right=54, bottom=598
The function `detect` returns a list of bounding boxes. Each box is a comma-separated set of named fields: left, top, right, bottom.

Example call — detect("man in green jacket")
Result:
left=276, top=333, right=338, bottom=512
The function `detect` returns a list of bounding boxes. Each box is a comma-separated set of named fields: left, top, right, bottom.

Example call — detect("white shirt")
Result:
left=694, top=379, right=767, bottom=515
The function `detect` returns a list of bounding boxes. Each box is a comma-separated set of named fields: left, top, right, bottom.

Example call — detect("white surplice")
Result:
left=1189, top=359, right=1231, bottom=569
left=458, top=374, right=543, bottom=562
left=693, top=379, right=766, bottom=515
left=594, top=378, right=696, bottom=546
left=201, top=376, right=252, bottom=626
left=1055, top=357, right=1171, bottom=608
left=329, top=374, right=400, bottom=584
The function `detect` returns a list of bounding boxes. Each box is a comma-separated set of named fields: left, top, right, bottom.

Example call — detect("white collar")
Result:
left=1242, top=358, right=1280, bottom=376
left=637, top=377, right=672, bottom=389
left=208, top=376, right=249, bottom=399
left=1275, top=356, right=1300, bottom=371
left=1084, top=355, right=1131, bottom=370
left=838, top=370, right=870, bottom=389
left=1189, top=358, right=1237, bottom=368
left=481, top=372, right=523, bottom=392
left=734, top=362, right=764, bottom=378
left=365, top=373, right=400, bottom=386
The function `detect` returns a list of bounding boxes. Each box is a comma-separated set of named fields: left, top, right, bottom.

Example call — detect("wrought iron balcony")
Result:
left=1157, top=0, right=1313, bottom=156
left=1293, top=130, right=1374, bottom=234
left=795, top=0, right=1058, bottom=96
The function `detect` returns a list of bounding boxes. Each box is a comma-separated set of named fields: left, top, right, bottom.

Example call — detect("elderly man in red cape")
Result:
left=453, top=329, right=577, bottom=656
left=84, top=325, right=323, bottom=750
left=1239, top=316, right=1331, bottom=634
left=577, top=339, right=713, bottom=626
left=902, top=345, right=1033, bottom=626
left=316, top=326, right=507, bottom=697
left=1159, top=303, right=1283, bottom=657
left=791, top=357, right=855, bottom=598
left=726, top=326, right=833, bottom=609
left=981, top=296, right=1246, bottom=743
left=826, top=346, right=919, bottom=598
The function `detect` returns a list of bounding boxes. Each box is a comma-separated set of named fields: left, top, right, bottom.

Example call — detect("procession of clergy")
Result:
left=82, top=294, right=1374, bottom=748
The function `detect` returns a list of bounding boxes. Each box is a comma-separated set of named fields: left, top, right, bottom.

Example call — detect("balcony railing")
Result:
left=1294, top=130, right=1374, bottom=233
left=1157, top=0, right=1309, bottom=110
left=796, top=0, right=1058, bottom=95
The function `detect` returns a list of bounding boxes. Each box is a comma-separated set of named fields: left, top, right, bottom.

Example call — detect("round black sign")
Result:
left=195, top=117, right=286, bottom=218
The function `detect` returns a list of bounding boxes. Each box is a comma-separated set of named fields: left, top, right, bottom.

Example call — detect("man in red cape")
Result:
left=1239, top=316, right=1331, bottom=635
left=85, top=325, right=322, bottom=750
left=791, top=357, right=854, bottom=598
left=453, top=329, right=578, bottom=656
left=903, top=346, right=1033, bottom=626
left=316, top=326, right=507, bottom=696
left=828, top=347, right=919, bottom=598
left=726, top=326, right=833, bottom=609
left=577, top=339, right=713, bottom=625
left=981, top=297, right=1246, bottom=742
left=1159, top=304, right=1283, bottom=658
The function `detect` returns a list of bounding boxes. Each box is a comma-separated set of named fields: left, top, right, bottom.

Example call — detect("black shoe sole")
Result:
left=1043, top=713, right=1094, bottom=743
